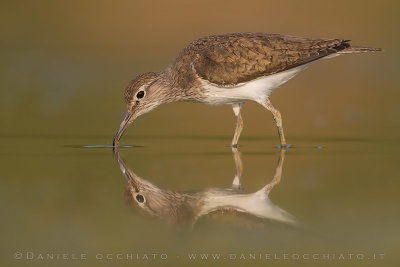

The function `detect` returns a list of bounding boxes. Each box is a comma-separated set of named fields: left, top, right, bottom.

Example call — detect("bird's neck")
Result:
left=159, top=66, right=208, bottom=102
left=153, top=71, right=188, bottom=103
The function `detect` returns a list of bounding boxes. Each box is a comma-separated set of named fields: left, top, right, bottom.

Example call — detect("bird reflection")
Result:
left=113, top=148, right=296, bottom=228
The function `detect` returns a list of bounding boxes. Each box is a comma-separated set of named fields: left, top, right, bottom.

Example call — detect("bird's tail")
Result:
left=338, top=45, right=382, bottom=54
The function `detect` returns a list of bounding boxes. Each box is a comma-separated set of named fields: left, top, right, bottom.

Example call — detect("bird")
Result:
left=112, top=32, right=381, bottom=149
left=114, top=147, right=296, bottom=228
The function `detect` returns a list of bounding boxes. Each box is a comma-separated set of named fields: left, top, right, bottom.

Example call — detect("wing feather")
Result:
left=174, top=33, right=350, bottom=86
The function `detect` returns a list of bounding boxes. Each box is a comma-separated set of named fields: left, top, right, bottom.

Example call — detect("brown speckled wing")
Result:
left=184, top=33, right=350, bottom=86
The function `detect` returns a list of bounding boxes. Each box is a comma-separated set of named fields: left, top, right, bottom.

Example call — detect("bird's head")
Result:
left=113, top=72, right=167, bottom=147
left=113, top=149, right=200, bottom=227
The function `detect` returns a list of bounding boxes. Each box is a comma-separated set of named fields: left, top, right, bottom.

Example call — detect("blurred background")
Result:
left=0, top=0, right=398, bottom=139
left=1, top=0, right=399, bottom=266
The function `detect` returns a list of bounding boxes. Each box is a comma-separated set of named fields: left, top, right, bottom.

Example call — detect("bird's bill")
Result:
left=113, top=111, right=135, bottom=149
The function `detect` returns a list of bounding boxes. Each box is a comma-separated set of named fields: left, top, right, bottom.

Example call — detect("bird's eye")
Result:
left=136, top=91, right=145, bottom=99
left=136, top=194, right=145, bottom=203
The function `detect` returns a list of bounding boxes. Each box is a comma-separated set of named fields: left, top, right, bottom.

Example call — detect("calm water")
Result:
left=1, top=135, right=399, bottom=266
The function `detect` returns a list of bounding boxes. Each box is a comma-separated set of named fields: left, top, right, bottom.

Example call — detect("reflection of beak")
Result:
left=113, top=111, right=135, bottom=150
left=113, top=146, right=140, bottom=188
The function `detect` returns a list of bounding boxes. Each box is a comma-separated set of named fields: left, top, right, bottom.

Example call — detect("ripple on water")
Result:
left=83, top=145, right=133, bottom=148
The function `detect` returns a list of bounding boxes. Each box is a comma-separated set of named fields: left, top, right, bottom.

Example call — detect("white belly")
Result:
left=200, top=63, right=313, bottom=105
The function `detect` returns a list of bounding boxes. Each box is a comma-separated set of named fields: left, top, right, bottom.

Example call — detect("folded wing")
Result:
left=184, top=33, right=350, bottom=86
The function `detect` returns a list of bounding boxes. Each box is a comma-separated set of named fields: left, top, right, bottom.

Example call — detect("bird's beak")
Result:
left=113, top=111, right=135, bottom=150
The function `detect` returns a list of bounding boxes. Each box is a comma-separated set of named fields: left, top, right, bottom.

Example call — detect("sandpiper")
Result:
left=113, top=33, right=381, bottom=148
left=114, top=148, right=295, bottom=227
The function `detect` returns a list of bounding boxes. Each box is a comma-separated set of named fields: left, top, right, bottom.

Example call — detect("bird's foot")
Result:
left=278, top=143, right=292, bottom=149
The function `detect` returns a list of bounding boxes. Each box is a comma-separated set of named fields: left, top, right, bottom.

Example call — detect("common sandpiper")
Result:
left=113, top=33, right=381, bottom=149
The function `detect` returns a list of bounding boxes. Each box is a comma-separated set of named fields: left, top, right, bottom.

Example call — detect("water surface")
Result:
left=1, top=135, right=399, bottom=266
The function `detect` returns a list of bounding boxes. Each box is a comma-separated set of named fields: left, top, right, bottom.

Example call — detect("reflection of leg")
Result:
left=261, top=100, right=287, bottom=147
left=231, top=103, right=244, bottom=147
left=262, top=149, right=286, bottom=195
left=231, top=147, right=243, bottom=190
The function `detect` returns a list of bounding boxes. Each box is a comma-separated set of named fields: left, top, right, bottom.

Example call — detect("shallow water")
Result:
left=1, top=134, right=399, bottom=266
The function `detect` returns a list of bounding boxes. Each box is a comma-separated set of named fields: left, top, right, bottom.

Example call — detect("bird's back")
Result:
left=171, top=32, right=351, bottom=86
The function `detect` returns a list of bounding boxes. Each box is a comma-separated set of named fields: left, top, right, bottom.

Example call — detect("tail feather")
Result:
left=338, top=45, right=382, bottom=54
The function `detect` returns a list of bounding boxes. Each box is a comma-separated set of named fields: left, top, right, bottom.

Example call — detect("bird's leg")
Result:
left=231, top=103, right=244, bottom=147
left=261, top=148, right=286, bottom=195
left=231, top=147, right=243, bottom=190
left=262, top=100, right=287, bottom=148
